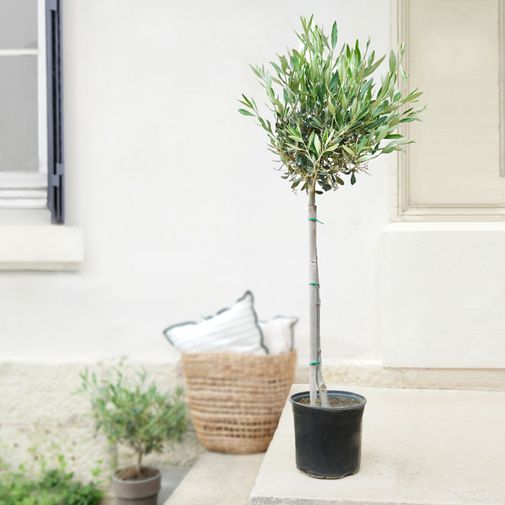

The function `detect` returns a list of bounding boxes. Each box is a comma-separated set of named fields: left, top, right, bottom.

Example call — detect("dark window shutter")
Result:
left=46, top=0, right=64, bottom=224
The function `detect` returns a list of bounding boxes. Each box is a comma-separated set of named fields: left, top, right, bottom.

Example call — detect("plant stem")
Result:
left=308, top=184, right=329, bottom=407
left=109, top=442, right=118, bottom=472
left=136, top=451, right=142, bottom=476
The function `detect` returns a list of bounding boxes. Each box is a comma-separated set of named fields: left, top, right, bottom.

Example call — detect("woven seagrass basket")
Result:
left=182, top=351, right=296, bottom=454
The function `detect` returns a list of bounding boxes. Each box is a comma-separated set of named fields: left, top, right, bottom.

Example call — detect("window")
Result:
left=395, top=0, right=505, bottom=220
left=0, top=0, right=64, bottom=223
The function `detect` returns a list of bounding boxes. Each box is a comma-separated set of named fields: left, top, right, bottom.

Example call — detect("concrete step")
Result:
left=165, top=451, right=264, bottom=505
left=158, top=466, right=191, bottom=504
left=251, top=384, right=505, bottom=505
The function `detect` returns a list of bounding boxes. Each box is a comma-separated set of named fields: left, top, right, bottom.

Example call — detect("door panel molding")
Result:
left=393, top=0, right=505, bottom=221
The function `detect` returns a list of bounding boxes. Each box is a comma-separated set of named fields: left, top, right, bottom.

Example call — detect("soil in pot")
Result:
left=112, top=466, right=161, bottom=505
left=297, top=395, right=363, bottom=408
left=291, top=390, right=366, bottom=479
left=115, top=466, right=159, bottom=481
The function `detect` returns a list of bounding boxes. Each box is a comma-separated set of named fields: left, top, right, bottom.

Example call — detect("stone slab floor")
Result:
left=251, top=385, right=505, bottom=505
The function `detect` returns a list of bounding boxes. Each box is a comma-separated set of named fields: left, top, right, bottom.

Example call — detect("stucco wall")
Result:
left=381, top=223, right=505, bottom=368
left=0, top=0, right=392, bottom=364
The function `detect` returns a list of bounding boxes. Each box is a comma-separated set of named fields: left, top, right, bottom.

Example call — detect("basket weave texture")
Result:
left=182, top=351, right=296, bottom=454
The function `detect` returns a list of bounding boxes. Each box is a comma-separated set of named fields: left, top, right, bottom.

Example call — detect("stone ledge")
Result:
left=250, top=384, right=505, bottom=505
left=0, top=225, right=84, bottom=270
left=307, top=362, right=505, bottom=391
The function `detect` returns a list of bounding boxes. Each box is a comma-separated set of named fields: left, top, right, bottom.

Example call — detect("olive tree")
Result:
left=239, top=16, right=423, bottom=406
left=80, top=365, right=187, bottom=477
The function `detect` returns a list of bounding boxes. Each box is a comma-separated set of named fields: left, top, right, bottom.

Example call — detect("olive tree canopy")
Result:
left=239, top=16, right=423, bottom=193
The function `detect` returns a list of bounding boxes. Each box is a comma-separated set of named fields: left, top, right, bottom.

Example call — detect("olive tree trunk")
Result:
left=308, top=186, right=329, bottom=407
left=136, top=451, right=143, bottom=475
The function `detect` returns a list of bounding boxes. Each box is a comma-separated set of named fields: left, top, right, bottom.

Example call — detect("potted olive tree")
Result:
left=239, top=17, right=423, bottom=478
left=80, top=365, right=187, bottom=504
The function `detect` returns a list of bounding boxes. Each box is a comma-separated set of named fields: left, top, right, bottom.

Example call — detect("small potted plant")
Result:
left=239, top=17, right=423, bottom=478
left=80, top=364, right=187, bottom=504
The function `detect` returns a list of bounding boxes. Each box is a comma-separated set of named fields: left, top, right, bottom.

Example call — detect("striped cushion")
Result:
left=163, top=291, right=267, bottom=355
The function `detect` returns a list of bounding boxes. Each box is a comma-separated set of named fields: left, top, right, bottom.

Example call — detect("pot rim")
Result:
left=112, top=466, right=161, bottom=484
left=290, top=390, right=367, bottom=411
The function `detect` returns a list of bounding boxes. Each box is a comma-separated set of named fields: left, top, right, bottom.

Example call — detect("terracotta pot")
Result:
left=112, top=467, right=161, bottom=505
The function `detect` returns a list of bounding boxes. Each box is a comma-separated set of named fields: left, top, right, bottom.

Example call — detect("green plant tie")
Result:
left=308, top=217, right=324, bottom=224
left=309, top=282, right=319, bottom=287
left=309, top=360, right=321, bottom=366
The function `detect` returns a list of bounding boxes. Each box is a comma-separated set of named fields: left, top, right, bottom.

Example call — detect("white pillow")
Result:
left=163, top=291, right=267, bottom=355
left=259, top=316, right=298, bottom=355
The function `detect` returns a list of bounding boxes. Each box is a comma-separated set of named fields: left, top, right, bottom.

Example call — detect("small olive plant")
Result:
left=79, top=364, right=187, bottom=478
left=239, top=17, right=423, bottom=406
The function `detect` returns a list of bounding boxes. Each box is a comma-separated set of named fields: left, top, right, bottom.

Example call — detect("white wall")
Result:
left=381, top=223, right=505, bottom=368
left=0, top=0, right=392, bottom=363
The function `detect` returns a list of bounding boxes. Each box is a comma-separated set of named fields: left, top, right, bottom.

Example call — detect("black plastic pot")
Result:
left=291, top=390, right=366, bottom=479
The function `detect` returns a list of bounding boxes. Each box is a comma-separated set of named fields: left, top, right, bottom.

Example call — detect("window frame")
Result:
left=0, top=0, right=48, bottom=209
